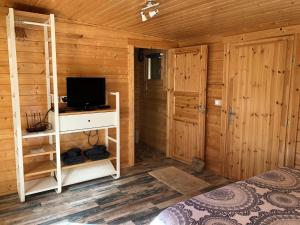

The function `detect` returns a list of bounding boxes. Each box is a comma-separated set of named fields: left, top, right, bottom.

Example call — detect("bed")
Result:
left=151, top=167, right=300, bottom=225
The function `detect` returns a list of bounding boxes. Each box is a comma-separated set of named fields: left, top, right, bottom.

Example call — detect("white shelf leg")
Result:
left=7, top=8, right=25, bottom=202
left=44, top=25, right=53, bottom=145
left=49, top=14, right=62, bottom=193
left=105, top=128, right=109, bottom=149
left=113, top=92, right=120, bottom=179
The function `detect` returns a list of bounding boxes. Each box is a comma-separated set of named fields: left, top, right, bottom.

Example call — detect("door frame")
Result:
left=127, top=40, right=178, bottom=166
left=220, top=35, right=300, bottom=177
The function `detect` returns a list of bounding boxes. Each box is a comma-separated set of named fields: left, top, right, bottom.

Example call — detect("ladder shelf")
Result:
left=24, top=160, right=56, bottom=178
left=23, top=144, right=56, bottom=158
left=7, top=8, right=121, bottom=202
left=7, top=8, right=61, bottom=202
left=25, top=177, right=58, bottom=196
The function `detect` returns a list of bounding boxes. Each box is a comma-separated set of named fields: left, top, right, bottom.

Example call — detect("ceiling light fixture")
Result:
left=141, top=0, right=160, bottom=22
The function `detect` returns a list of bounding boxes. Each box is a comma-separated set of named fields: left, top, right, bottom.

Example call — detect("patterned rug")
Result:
left=149, top=166, right=211, bottom=194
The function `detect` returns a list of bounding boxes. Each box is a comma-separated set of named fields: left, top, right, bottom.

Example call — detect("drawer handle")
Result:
left=88, top=120, right=91, bottom=122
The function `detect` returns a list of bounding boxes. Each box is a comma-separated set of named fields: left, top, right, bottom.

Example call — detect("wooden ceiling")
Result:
left=2, top=0, right=300, bottom=41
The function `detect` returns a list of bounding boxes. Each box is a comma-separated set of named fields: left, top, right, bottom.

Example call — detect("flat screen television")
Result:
left=67, top=77, right=106, bottom=109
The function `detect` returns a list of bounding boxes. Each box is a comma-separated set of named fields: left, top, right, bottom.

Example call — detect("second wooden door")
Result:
left=224, top=36, right=294, bottom=180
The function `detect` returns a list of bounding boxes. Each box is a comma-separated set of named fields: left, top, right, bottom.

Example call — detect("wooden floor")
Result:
left=0, top=144, right=230, bottom=225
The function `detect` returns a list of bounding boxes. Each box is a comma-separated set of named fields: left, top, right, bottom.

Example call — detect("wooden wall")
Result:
left=134, top=50, right=143, bottom=144
left=179, top=27, right=300, bottom=176
left=134, top=49, right=167, bottom=152
left=204, top=43, right=224, bottom=174
left=295, top=103, right=300, bottom=169
left=0, top=8, right=176, bottom=196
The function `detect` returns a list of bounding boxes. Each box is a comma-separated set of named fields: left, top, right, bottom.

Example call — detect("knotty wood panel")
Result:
left=174, top=95, right=199, bottom=123
left=134, top=49, right=143, bottom=144
left=175, top=42, right=224, bottom=174
left=168, top=45, right=208, bottom=163
left=173, top=120, right=199, bottom=163
left=295, top=103, right=300, bottom=169
left=0, top=10, right=177, bottom=196
left=224, top=37, right=294, bottom=180
left=3, top=1, right=300, bottom=42
left=205, top=43, right=224, bottom=174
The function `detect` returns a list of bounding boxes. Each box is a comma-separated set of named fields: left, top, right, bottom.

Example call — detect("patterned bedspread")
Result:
left=151, top=167, right=300, bottom=225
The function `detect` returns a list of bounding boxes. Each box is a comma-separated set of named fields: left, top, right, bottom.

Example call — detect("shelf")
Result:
left=24, top=160, right=56, bottom=178
left=22, top=129, right=56, bottom=139
left=62, top=156, right=116, bottom=170
left=61, top=159, right=117, bottom=186
left=25, top=176, right=57, bottom=196
left=59, top=125, right=117, bottom=135
left=23, top=145, right=56, bottom=158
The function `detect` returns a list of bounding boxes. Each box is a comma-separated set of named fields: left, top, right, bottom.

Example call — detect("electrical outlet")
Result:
left=60, top=96, right=67, bottom=103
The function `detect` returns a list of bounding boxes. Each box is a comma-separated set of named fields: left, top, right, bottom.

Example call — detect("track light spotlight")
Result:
left=149, top=9, right=158, bottom=18
left=141, top=11, right=148, bottom=22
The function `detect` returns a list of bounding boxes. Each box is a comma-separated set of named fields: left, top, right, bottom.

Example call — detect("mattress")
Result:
left=151, top=167, right=300, bottom=225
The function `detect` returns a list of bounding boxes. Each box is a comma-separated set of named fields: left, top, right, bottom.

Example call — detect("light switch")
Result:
left=214, top=99, right=222, bottom=106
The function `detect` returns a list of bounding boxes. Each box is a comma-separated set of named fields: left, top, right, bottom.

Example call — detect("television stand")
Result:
left=50, top=92, right=120, bottom=186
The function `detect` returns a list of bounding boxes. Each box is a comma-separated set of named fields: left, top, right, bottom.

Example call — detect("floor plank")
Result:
left=0, top=144, right=230, bottom=225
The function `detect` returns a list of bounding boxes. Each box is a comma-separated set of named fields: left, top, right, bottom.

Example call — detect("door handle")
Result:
left=196, top=104, right=206, bottom=113
left=228, top=107, right=236, bottom=124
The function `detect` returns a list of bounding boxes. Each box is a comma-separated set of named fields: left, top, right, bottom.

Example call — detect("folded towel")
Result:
left=61, top=148, right=85, bottom=165
left=84, top=145, right=110, bottom=161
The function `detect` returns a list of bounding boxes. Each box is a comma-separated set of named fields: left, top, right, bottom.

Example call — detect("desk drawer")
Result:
left=59, top=112, right=117, bottom=132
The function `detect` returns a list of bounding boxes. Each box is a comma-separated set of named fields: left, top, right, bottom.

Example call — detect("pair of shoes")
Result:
left=84, top=145, right=110, bottom=161
left=61, top=148, right=85, bottom=165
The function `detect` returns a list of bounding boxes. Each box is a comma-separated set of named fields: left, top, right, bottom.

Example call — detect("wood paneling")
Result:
left=180, top=27, right=300, bottom=176
left=205, top=43, right=224, bottom=174
left=3, top=1, right=300, bottom=42
left=128, top=45, right=135, bottom=166
left=295, top=92, right=300, bottom=169
left=286, top=34, right=300, bottom=167
left=134, top=50, right=143, bottom=140
left=295, top=110, right=300, bottom=169
left=0, top=10, right=177, bottom=196
left=2, top=0, right=300, bottom=194
left=134, top=49, right=167, bottom=153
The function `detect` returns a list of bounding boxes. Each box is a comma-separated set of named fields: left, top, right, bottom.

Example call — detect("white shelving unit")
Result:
left=7, top=8, right=121, bottom=202
left=7, top=8, right=61, bottom=202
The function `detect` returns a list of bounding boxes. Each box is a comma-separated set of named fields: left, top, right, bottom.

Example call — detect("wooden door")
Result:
left=167, top=46, right=208, bottom=163
left=224, top=37, right=294, bottom=180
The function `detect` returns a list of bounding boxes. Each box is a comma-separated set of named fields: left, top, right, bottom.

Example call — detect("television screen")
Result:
left=67, top=77, right=106, bottom=108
